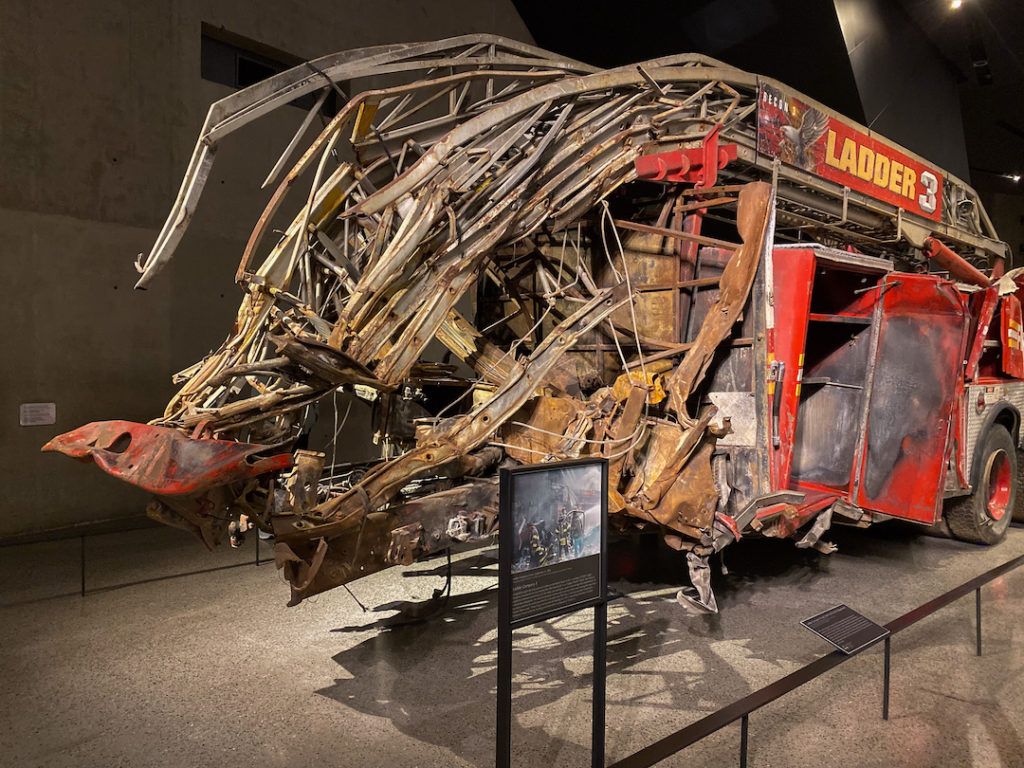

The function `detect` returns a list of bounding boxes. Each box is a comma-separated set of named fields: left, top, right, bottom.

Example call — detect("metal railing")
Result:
left=0, top=524, right=265, bottom=606
left=609, top=550, right=1024, bottom=768
left=5, top=520, right=1022, bottom=768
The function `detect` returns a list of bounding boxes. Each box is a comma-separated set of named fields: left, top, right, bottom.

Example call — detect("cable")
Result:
left=509, top=420, right=643, bottom=445
left=601, top=200, right=649, bottom=383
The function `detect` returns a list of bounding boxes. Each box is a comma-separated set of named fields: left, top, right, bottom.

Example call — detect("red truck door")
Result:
left=852, top=274, right=968, bottom=523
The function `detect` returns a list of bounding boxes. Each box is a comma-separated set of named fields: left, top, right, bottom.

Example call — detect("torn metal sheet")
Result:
left=42, top=421, right=292, bottom=495
left=44, top=35, right=1016, bottom=612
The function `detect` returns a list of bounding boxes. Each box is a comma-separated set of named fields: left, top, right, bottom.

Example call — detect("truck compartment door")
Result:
left=853, top=275, right=968, bottom=523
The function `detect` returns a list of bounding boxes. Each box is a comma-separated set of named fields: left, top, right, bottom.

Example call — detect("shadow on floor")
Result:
left=316, top=519, right=1024, bottom=760
left=316, top=531, right=860, bottom=765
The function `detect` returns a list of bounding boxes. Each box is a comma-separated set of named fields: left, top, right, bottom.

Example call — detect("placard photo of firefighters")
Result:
left=502, top=459, right=606, bottom=626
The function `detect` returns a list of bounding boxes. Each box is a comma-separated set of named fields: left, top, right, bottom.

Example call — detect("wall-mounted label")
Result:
left=757, top=83, right=943, bottom=222
left=19, top=402, right=56, bottom=426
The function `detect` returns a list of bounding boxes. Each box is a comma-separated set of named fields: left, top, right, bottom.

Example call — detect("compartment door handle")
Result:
left=770, top=361, right=785, bottom=448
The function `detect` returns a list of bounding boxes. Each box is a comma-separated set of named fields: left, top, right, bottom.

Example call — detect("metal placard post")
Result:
left=497, top=458, right=608, bottom=768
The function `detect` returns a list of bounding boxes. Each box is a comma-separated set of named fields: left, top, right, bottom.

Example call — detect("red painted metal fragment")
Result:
left=634, top=143, right=738, bottom=184
left=42, top=420, right=293, bottom=495
left=924, top=236, right=990, bottom=288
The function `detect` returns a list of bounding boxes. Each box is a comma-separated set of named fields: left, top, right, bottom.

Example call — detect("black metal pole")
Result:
left=594, top=461, right=609, bottom=768
left=255, top=530, right=261, bottom=566
left=975, top=587, right=982, bottom=657
left=593, top=601, right=607, bottom=768
left=496, top=469, right=513, bottom=768
left=739, top=714, right=749, bottom=768
left=80, top=535, right=86, bottom=597
left=497, top=613, right=512, bottom=767
left=882, top=636, right=890, bottom=721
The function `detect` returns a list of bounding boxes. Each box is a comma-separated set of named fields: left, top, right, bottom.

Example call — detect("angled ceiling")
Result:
left=514, top=0, right=1023, bottom=196
left=896, top=0, right=1024, bottom=194
left=511, top=0, right=864, bottom=120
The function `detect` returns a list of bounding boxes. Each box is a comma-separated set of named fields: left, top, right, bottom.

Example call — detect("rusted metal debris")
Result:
left=45, top=35, right=1010, bottom=610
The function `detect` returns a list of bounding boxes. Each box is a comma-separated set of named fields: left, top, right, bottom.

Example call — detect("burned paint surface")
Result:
left=854, top=277, right=967, bottom=523
left=43, top=421, right=292, bottom=495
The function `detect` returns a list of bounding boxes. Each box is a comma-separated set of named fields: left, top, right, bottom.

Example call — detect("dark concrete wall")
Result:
left=0, top=1, right=532, bottom=537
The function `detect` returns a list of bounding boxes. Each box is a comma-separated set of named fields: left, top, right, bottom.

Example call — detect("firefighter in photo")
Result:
left=556, top=507, right=573, bottom=559
left=571, top=509, right=585, bottom=557
left=528, top=521, right=548, bottom=567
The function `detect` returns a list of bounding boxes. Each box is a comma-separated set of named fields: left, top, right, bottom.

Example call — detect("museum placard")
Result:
left=802, top=604, right=890, bottom=655
left=499, top=458, right=607, bottom=627
left=496, top=458, right=608, bottom=768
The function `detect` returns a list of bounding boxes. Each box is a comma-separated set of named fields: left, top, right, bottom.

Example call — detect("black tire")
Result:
left=946, top=426, right=1016, bottom=545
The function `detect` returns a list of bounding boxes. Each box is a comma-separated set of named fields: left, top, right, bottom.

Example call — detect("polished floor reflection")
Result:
left=1, top=522, right=1022, bottom=767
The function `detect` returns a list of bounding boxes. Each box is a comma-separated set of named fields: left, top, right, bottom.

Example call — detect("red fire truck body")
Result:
left=637, top=79, right=1023, bottom=576
left=757, top=246, right=1022, bottom=545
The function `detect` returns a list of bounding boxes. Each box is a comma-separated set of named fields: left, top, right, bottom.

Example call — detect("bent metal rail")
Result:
left=609, top=549, right=1024, bottom=768
left=42, top=34, right=1015, bottom=614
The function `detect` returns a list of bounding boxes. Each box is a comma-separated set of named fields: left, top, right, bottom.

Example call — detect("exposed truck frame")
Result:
left=43, top=36, right=1023, bottom=612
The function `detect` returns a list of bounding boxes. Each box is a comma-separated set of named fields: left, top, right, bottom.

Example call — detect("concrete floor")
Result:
left=1, top=522, right=1023, bottom=768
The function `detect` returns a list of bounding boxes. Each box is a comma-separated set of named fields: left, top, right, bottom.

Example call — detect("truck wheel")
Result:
left=946, top=426, right=1016, bottom=545
left=1015, top=450, right=1024, bottom=523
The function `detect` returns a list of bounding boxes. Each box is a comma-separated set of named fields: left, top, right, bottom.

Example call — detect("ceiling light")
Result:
left=951, top=0, right=963, bottom=8
left=1013, top=174, right=1022, bottom=183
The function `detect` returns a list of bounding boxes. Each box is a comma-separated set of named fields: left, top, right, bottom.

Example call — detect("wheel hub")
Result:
left=984, top=449, right=1011, bottom=522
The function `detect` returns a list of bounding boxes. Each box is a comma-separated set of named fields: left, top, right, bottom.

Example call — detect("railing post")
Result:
left=80, top=535, right=86, bottom=597
left=739, top=714, right=749, bottom=768
left=975, top=587, right=982, bottom=657
left=882, top=636, right=891, bottom=721
left=604, top=553, right=1024, bottom=768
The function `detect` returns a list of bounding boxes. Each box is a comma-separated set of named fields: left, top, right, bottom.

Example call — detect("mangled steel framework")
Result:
left=45, top=36, right=1010, bottom=610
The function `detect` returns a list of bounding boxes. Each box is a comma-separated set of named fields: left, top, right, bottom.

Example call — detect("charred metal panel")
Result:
left=802, top=322, right=873, bottom=383
left=792, top=385, right=864, bottom=488
left=854, top=275, right=968, bottom=523
left=697, top=246, right=755, bottom=396
left=686, top=247, right=731, bottom=342
left=720, top=447, right=759, bottom=515
left=705, top=347, right=754, bottom=393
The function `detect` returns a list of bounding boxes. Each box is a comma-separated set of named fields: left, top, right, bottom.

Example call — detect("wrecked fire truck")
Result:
left=44, top=36, right=1023, bottom=611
